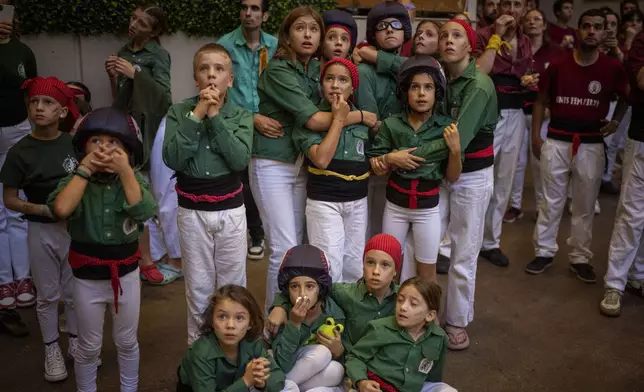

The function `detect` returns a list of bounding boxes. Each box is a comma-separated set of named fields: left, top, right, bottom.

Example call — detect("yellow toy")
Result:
left=305, top=317, right=344, bottom=345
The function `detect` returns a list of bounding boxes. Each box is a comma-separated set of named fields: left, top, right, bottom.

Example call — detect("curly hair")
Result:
left=198, top=285, right=265, bottom=341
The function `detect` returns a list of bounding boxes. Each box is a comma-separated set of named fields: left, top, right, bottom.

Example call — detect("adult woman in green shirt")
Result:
left=104, top=3, right=174, bottom=284
left=250, top=6, right=376, bottom=311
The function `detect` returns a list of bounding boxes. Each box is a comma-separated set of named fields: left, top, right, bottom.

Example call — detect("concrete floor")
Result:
left=2, top=183, right=644, bottom=392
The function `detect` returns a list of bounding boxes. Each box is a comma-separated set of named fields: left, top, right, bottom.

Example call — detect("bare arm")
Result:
left=120, top=168, right=143, bottom=206
left=445, top=151, right=462, bottom=183
left=2, top=187, right=52, bottom=218
left=306, top=111, right=364, bottom=132
left=476, top=49, right=497, bottom=75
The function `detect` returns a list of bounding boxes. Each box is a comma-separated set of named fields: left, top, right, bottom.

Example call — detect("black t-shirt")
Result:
left=0, top=39, right=38, bottom=127
left=0, top=133, right=77, bottom=222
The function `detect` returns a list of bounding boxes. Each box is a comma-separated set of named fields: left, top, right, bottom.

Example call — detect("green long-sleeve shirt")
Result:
left=162, top=97, right=254, bottom=179
left=345, top=316, right=449, bottom=391
left=368, top=113, right=455, bottom=181
left=355, top=62, right=401, bottom=120
left=179, top=334, right=286, bottom=392
left=254, top=57, right=322, bottom=163
left=271, top=297, right=346, bottom=373
left=47, top=172, right=157, bottom=245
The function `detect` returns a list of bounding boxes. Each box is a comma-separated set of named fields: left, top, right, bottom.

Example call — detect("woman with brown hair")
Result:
left=250, top=6, right=375, bottom=311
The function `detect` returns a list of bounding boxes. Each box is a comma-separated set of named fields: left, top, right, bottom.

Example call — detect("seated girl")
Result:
left=368, top=55, right=462, bottom=282
left=267, top=234, right=402, bottom=353
left=177, top=285, right=297, bottom=392
left=346, top=277, right=457, bottom=392
left=272, top=244, right=346, bottom=391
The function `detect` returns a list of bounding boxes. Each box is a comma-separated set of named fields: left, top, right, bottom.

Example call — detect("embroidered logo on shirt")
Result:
left=357, top=140, right=364, bottom=155
left=17, top=62, right=26, bottom=79
left=123, top=218, right=137, bottom=235
left=62, top=155, right=79, bottom=174
left=418, top=358, right=434, bottom=374
left=588, top=81, right=602, bottom=95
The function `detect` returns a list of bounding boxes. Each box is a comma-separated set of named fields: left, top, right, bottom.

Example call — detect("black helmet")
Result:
left=396, top=55, right=447, bottom=106
left=277, top=244, right=332, bottom=300
left=366, top=1, right=412, bottom=48
left=72, top=107, right=144, bottom=168
left=323, top=9, right=359, bottom=51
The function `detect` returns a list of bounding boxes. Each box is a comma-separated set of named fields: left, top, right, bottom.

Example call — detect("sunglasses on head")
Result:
left=376, top=20, right=404, bottom=31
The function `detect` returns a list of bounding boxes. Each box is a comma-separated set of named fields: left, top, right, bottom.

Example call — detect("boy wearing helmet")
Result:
left=368, top=56, right=462, bottom=282
left=272, top=244, right=346, bottom=391
left=48, top=107, right=157, bottom=392
left=356, top=1, right=413, bottom=238
left=0, top=76, right=80, bottom=382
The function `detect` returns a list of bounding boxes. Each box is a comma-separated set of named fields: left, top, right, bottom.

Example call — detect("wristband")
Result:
left=74, top=167, right=91, bottom=180
left=486, top=34, right=512, bottom=55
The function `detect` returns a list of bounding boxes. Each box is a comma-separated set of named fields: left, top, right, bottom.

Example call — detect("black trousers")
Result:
left=240, top=167, right=264, bottom=241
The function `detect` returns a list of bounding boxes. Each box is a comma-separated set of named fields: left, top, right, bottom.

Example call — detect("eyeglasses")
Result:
left=376, top=20, right=404, bottom=31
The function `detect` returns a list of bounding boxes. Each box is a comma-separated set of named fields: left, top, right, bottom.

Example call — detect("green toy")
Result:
left=305, top=317, right=344, bottom=345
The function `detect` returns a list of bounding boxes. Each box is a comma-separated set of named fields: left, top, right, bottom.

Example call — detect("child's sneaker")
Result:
left=625, top=279, right=644, bottom=298
left=0, top=283, right=16, bottom=309
left=15, top=279, right=36, bottom=308
left=44, top=342, right=68, bottom=382
left=600, top=289, right=622, bottom=317
left=248, top=238, right=265, bottom=260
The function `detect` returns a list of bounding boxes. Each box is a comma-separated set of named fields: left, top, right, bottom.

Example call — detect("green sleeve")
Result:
left=207, top=109, right=253, bottom=172
left=412, top=138, right=449, bottom=162
left=262, top=347, right=287, bottom=392
left=457, top=86, right=495, bottom=150
left=162, top=105, right=200, bottom=172
left=183, top=354, right=218, bottom=392
left=47, top=174, right=82, bottom=220
left=354, top=65, right=379, bottom=117
left=292, top=123, right=323, bottom=157
left=260, top=63, right=319, bottom=127
left=269, top=292, right=291, bottom=311
left=346, top=322, right=383, bottom=384
left=121, top=173, right=157, bottom=222
left=376, top=51, right=405, bottom=75
left=271, top=321, right=303, bottom=373
left=366, top=121, right=394, bottom=158
left=152, top=49, right=173, bottom=106
left=223, top=379, right=250, bottom=392
left=0, top=147, right=24, bottom=189
left=425, top=335, right=448, bottom=383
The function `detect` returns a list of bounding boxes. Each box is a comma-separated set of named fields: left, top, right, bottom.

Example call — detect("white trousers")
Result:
left=74, top=269, right=140, bottom=392
left=528, top=118, right=550, bottom=212
left=604, top=138, right=644, bottom=291
left=178, top=206, right=247, bottom=345
left=28, top=221, right=76, bottom=343
left=366, top=175, right=388, bottom=239
left=533, top=139, right=605, bottom=263
left=249, top=158, right=306, bottom=311
left=509, top=122, right=530, bottom=210
left=285, top=345, right=344, bottom=391
left=383, top=201, right=441, bottom=282
left=483, top=109, right=525, bottom=250
left=149, top=117, right=181, bottom=261
left=439, top=167, right=493, bottom=328
left=0, top=118, right=30, bottom=285
left=306, top=197, right=367, bottom=283
left=603, top=103, right=631, bottom=183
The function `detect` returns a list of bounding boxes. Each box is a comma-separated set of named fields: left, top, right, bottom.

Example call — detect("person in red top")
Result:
left=548, top=0, right=576, bottom=50
left=475, top=0, right=535, bottom=267
left=477, top=0, right=500, bottom=31
left=528, top=9, right=630, bottom=283
left=505, top=8, right=564, bottom=223
left=600, top=30, right=644, bottom=317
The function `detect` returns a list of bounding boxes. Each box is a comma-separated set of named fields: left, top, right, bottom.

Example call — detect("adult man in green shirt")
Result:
left=218, top=0, right=278, bottom=260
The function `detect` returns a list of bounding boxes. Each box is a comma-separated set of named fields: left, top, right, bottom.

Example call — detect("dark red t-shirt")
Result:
left=540, top=52, right=629, bottom=129
left=548, top=23, right=576, bottom=49
left=524, top=43, right=566, bottom=113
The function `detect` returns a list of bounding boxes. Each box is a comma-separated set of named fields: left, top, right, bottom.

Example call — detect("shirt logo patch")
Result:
left=17, top=62, right=26, bottom=79
left=418, top=358, right=434, bottom=374
left=588, top=81, right=602, bottom=95
left=356, top=140, right=364, bottom=155
left=123, top=218, right=137, bottom=235
left=62, top=155, right=79, bottom=174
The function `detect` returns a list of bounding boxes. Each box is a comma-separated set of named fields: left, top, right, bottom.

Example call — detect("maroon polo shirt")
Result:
left=524, top=43, right=566, bottom=113
left=625, top=31, right=644, bottom=141
left=548, top=23, right=576, bottom=49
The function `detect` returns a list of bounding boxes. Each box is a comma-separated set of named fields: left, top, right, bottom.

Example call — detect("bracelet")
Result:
left=74, top=166, right=91, bottom=180
left=486, top=34, right=512, bottom=55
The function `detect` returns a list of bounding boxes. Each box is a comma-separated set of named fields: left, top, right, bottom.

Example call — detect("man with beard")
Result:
left=217, top=0, right=277, bottom=260
left=549, top=0, right=577, bottom=50
left=476, top=0, right=534, bottom=267
left=477, top=0, right=499, bottom=30
left=528, top=9, right=629, bottom=283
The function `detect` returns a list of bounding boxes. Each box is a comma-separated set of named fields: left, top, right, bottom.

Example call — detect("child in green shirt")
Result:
left=346, top=277, right=456, bottom=392
left=177, top=284, right=297, bottom=392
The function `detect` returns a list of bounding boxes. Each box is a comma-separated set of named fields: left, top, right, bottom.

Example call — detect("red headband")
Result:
left=327, top=24, right=353, bottom=43
left=445, top=19, right=477, bottom=52
left=22, top=77, right=80, bottom=125
left=320, top=57, right=360, bottom=90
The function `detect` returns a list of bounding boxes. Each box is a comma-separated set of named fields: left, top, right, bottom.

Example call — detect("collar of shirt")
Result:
left=126, top=39, right=161, bottom=54
left=232, top=25, right=276, bottom=51
left=356, top=280, right=399, bottom=300
left=197, top=333, right=255, bottom=362
left=445, top=57, right=477, bottom=83
left=382, top=316, right=446, bottom=341
left=184, top=95, right=236, bottom=118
